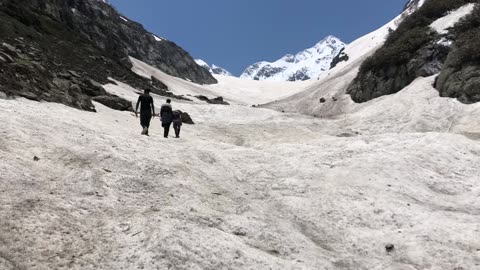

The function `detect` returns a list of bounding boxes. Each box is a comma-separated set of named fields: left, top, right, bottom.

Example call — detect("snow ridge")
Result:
left=195, top=59, right=233, bottom=77
left=240, top=36, right=346, bottom=82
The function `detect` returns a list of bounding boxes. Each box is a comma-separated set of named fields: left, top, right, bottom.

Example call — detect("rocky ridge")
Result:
left=0, top=0, right=204, bottom=111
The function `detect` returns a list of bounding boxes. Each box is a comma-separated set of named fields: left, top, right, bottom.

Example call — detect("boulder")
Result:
left=211, top=96, right=229, bottom=105
left=181, top=112, right=195, bottom=124
left=195, top=95, right=229, bottom=105
left=195, top=95, right=210, bottom=102
left=92, top=95, right=133, bottom=111
left=83, top=79, right=107, bottom=96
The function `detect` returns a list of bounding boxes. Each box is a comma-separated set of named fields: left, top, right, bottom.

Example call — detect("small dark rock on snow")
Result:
left=385, top=244, right=395, bottom=252
left=195, top=95, right=229, bottom=105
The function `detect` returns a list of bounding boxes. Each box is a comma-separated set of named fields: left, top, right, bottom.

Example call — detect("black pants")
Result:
left=173, top=122, right=182, bottom=137
left=162, top=122, right=171, bottom=138
left=140, top=112, right=152, bottom=128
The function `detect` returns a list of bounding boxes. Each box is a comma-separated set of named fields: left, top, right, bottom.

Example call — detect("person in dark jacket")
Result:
left=135, top=89, right=155, bottom=136
left=160, top=99, right=173, bottom=138
left=172, top=110, right=182, bottom=138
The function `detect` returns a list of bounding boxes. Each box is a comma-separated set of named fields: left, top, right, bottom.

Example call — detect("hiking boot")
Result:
left=141, top=127, right=148, bottom=135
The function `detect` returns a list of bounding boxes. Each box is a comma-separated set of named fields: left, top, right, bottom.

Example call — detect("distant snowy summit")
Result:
left=240, top=36, right=346, bottom=81
left=195, top=59, right=233, bottom=77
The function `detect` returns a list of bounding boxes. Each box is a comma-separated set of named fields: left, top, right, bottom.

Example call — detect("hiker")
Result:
left=135, top=89, right=155, bottom=136
left=160, top=99, right=173, bottom=138
left=172, top=110, right=182, bottom=138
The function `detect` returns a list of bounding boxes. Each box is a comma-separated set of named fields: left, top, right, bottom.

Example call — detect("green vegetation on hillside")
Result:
left=360, top=0, right=477, bottom=73
left=450, top=4, right=480, bottom=64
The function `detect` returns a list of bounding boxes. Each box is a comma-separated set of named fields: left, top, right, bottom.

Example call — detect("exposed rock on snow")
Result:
left=346, top=2, right=478, bottom=103
left=92, top=95, right=133, bottom=111
left=180, top=111, right=195, bottom=124
left=347, top=39, right=451, bottom=103
left=195, top=95, right=230, bottom=105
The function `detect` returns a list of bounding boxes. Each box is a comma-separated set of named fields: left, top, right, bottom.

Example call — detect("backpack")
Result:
left=172, top=110, right=182, bottom=121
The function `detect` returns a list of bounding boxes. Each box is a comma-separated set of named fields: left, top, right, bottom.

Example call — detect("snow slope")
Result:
left=195, top=59, right=233, bottom=77
left=430, top=3, right=476, bottom=34
left=241, top=36, right=346, bottom=82
left=1, top=74, right=480, bottom=269
left=1, top=1, right=480, bottom=269
left=132, top=57, right=311, bottom=105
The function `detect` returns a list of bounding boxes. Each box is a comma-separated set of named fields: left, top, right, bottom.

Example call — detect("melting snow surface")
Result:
left=430, top=3, right=476, bottom=34
left=1, top=72, right=479, bottom=269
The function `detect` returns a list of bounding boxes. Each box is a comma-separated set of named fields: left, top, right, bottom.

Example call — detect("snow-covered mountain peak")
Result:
left=195, top=59, right=233, bottom=77
left=240, top=36, right=346, bottom=81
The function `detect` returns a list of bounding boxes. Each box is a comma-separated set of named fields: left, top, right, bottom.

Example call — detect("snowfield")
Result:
left=430, top=3, right=476, bottom=34
left=2, top=2, right=480, bottom=268
left=1, top=69, right=480, bottom=269
left=131, top=57, right=311, bottom=106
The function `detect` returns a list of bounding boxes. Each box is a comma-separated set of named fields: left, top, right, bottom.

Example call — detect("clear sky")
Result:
left=108, top=0, right=407, bottom=76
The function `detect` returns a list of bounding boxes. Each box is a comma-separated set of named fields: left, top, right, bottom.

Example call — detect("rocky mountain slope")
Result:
left=241, top=36, right=345, bottom=81
left=347, top=0, right=479, bottom=103
left=195, top=59, right=233, bottom=77
left=264, top=0, right=480, bottom=120
left=0, top=0, right=216, bottom=111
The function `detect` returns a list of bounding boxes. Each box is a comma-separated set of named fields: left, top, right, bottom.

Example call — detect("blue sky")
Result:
left=109, top=0, right=407, bottom=75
